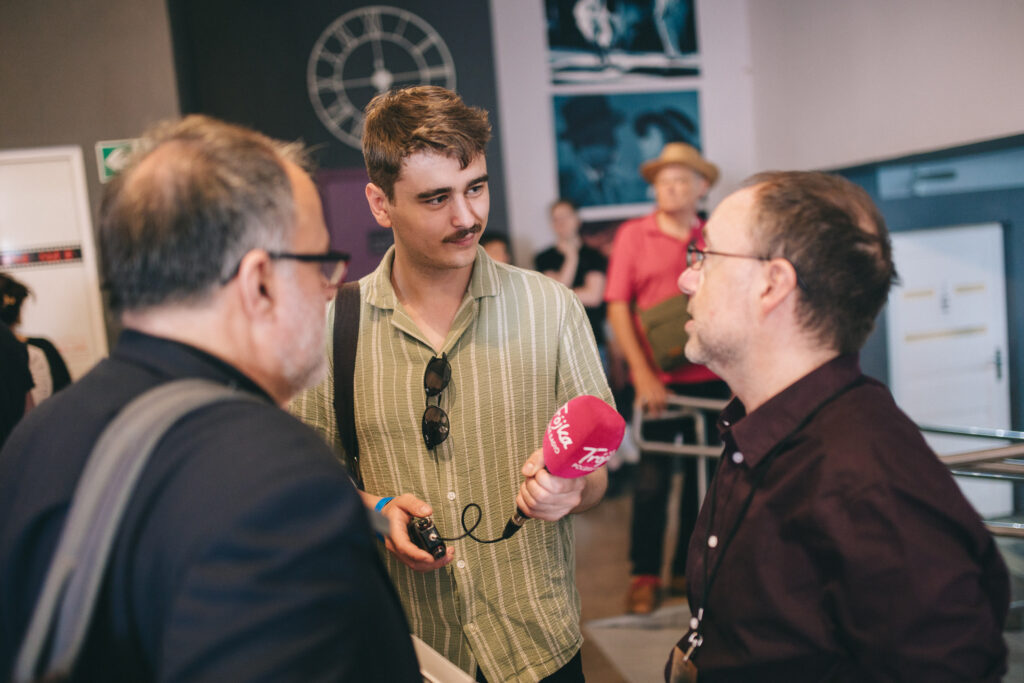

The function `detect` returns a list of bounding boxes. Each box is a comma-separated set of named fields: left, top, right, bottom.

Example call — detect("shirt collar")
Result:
left=641, top=212, right=665, bottom=238
left=113, top=329, right=273, bottom=400
left=721, top=353, right=863, bottom=468
left=363, top=244, right=501, bottom=312
left=641, top=211, right=705, bottom=244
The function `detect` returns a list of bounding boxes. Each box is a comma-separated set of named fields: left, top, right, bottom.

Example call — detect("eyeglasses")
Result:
left=422, top=353, right=451, bottom=450
left=270, top=250, right=350, bottom=287
left=686, top=243, right=768, bottom=269
left=221, top=249, right=351, bottom=287
left=686, top=243, right=809, bottom=292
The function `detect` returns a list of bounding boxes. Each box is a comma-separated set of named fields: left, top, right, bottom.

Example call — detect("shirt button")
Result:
left=708, top=535, right=719, bottom=549
left=447, top=491, right=456, bottom=501
left=731, top=452, right=744, bottom=464
left=456, top=560, right=466, bottom=569
left=722, top=419, right=730, bottom=426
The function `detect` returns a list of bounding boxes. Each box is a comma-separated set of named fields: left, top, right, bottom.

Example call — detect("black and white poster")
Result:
left=553, top=89, right=701, bottom=210
left=545, top=0, right=699, bottom=85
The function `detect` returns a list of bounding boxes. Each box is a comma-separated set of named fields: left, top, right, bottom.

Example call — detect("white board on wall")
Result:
left=0, top=146, right=109, bottom=379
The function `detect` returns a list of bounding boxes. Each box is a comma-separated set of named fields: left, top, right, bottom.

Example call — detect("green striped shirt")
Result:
left=290, top=246, right=612, bottom=682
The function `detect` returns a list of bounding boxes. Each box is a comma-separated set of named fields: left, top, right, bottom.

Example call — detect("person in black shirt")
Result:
left=535, top=199, right=608, bottom=347
left=0, top=116, right=420, bottom=682
left=667, top=171, right=1008, bottom=681
left=0, top=273, right=72, bottom=404
left=0, top=319, right=33, bottom=450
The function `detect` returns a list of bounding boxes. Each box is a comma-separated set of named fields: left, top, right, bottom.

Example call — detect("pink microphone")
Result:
left=502, top=396, right=626, bottom=539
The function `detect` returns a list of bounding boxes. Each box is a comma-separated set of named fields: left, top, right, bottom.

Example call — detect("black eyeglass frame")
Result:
left=221, top=249, right=351, bottom=286
left=422, top=353, right=452, bottom=450
left=686, top=243, right=809, bottom=292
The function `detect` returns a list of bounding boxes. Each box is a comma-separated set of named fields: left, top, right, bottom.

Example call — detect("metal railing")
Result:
left=925, top=424, right=1024, bottom=539
left=630, top=393, right=728, bottom=503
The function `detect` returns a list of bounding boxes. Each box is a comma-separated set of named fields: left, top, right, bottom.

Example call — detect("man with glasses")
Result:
left=604, top=141, right=731, bottom=614
left=0, top=116, right=420, bottom=681
left=291, top=86, right=612, bottom=683
left=666, top=172, right=1008, bottom=681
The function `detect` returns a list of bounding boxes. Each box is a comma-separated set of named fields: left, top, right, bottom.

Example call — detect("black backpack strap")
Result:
left=332, top=281, right=362, bottom=488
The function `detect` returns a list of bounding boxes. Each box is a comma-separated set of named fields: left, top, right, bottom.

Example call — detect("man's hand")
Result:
left=633, top=364, right=669, bottom=416
left=379, top=494, right=454, bottom=572
left=515, top=448, right=586, bottom=521
left=606, top=300, right=668, bottom=415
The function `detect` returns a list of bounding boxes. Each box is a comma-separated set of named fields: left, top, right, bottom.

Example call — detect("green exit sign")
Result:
left=95, top=139, right=139, bottom=183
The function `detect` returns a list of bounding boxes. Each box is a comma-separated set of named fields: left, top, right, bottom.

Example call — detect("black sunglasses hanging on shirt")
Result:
left=421, top=353, right=451, bottom=449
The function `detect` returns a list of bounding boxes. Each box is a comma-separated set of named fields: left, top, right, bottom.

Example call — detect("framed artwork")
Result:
left=545, top=0, right=699, bottom=85
left=553, top=89, right=701, bottom=214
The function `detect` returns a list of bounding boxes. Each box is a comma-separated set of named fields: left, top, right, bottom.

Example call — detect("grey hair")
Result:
left=99, top=115, right=313, bottom=312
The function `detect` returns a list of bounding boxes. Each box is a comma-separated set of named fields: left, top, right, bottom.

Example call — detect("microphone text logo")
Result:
left=547, top=410, right=573, bottom=454
left=571, top=446, right=612, bottom=473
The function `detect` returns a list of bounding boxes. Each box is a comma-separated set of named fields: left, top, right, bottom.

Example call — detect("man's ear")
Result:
left=759, top=258, right=799, bottom=314
left=365, top=183, right=393, bottom=228
left=234, top=249, right=276, bottom=319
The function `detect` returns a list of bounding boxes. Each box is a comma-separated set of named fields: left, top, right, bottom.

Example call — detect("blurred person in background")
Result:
left=536, top=199, right=607, bottom=353
left=605, top=142, right=729, bottom=615
left=0, top=318, right=33, bottom=450
left=479, top=231, right=512, bottom=265
left=0, top=273, right=72, bottom=404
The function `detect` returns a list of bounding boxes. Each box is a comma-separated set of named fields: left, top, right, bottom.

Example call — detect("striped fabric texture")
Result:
left=290, top=246, right=612, bottom=682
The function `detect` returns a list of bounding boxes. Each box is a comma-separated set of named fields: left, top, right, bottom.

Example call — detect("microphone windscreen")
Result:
left=542, top=395, right=626, bottom=479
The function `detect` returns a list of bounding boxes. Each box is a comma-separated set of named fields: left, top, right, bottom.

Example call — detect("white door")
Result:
left=0, top=146, right=108, bottom=379
left=886, top=223, right=1012, bottom=518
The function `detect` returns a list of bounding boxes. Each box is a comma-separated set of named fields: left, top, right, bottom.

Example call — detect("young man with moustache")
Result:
left=667, top=171, right=1008, bottom=681
left=291, top=86, right=612, bottom=682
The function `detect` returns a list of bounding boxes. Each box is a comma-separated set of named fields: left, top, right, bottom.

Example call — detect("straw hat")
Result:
left=639, top=142, right=719, bottom=187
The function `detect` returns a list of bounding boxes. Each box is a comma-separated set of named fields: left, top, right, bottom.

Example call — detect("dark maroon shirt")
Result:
left=676, top=354, right=1009, bottom=682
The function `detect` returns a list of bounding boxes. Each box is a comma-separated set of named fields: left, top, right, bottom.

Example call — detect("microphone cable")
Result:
left=439, top=503, right=509, bottom=545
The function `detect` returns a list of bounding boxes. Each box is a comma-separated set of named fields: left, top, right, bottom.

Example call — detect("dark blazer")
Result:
left=0, top=330, right=420, bottom=682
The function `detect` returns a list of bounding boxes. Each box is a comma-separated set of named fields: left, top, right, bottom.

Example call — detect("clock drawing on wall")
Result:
left=308, top=5, right=457, bottom=148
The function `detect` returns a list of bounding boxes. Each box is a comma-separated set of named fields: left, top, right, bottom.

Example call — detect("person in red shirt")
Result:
left=605, top=142, right=730, bottom=614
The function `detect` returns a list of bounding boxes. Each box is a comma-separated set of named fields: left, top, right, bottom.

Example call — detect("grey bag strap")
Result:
left=14, top=378, right=259, bottom=683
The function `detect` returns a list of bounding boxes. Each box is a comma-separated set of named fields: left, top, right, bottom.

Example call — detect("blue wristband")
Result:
left=373, top=497, right=394, bottom=541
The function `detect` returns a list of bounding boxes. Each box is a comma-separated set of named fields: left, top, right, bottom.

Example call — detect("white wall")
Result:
left=698, top=0, right=757, bottom=203
left=490, top=0, right=758, bottom=266
left=490, top=0, right=559, bottom=266
left=749, top=0, right=1024, bottom=171
left=492, top=0, right=1024, bottom=262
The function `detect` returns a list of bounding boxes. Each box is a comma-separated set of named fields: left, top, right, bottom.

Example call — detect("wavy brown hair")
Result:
left=362, top=86, right=491, bottom=201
